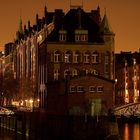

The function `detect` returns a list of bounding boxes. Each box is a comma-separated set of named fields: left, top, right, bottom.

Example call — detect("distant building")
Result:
left=4, top=42, right=16, bottom=56
left=115, top=51, right=140, bottom=105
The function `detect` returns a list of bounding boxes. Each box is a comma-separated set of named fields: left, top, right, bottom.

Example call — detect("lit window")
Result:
left=64, top=69, right=70, bottom=79
left=65, top=51, right=71, bottom=63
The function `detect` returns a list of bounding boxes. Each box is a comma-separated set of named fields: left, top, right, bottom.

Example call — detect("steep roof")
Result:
left=99, top=13, right=114, bottom=34
left=48, top=7, right=103, bottom=43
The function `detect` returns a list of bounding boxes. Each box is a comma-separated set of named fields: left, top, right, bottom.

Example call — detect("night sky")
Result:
left=0, top=0, right=140, bottom=53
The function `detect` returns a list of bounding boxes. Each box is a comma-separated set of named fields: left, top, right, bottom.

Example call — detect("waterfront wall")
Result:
left=0, top=111, right=119, bottom=140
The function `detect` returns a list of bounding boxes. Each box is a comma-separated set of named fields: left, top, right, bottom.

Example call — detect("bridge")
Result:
left=114, top=103, right=140, bottom=117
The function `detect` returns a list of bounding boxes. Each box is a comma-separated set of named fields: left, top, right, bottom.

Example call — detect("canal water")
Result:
left=0, top=122, right=140, bottom=140
left=118, top=122, right=140, bottom=140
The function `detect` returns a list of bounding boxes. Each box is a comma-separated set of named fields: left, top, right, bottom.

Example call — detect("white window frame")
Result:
left=89, top=86, right=96, bottom=93
left=73, top=54, right=79, bottom=63
left=84, top=54, right=90, bottom=63
left=97, top=86, right=103, bottom=92
left=75, top=34, right=80, bottom=41
left=92, top=53, right=99, bottom=63
left=70, top=86, right=76, bottom=93
left=54, top=51, right=60, bottom=63
left=59, top=34, right=66, bottom=41
left=77, top=86, right=84, bottom=93
left=75, top=34, right=88, bottom=42
left=72, top=69, right=78, bottom=77
left=65, top=51, right=71, bottom=63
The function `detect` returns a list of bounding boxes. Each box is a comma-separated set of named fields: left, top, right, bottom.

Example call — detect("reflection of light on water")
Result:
left=133, top=124, right=140, bottom=140
left=124, top=123, right=140, bottom=140
left=124, top=123, right=129, bottom=140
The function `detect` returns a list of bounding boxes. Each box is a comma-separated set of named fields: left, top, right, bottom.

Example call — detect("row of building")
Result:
left=0, top=5, right=140, bottom=116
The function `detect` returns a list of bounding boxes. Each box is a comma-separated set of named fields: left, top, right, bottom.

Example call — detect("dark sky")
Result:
left=0, top=0, right=140, bottom=53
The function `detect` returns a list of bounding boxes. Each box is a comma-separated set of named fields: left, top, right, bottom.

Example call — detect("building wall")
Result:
left=115, top=52, right=140, bottom=105
left=47, top=75, right=114, bottom=115
left=47, top=43, right=114, bottom=82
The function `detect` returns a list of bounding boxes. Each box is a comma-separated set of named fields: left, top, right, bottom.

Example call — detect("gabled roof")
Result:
left=69, top=73, right=115, bottom=83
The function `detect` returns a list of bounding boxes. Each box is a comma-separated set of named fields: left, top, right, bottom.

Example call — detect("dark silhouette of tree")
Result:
left=3, top=72, right=19, bottom=105
left=21, top=78, right=35, bottom=100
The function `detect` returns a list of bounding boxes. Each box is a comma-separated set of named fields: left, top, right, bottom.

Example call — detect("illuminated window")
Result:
left=64, top=69, right=70, bottom=79
left=65, top=51, right=71, bottom=63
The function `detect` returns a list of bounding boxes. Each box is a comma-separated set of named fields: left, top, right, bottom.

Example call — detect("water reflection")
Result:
left=119, top=122, right=140, bottom=140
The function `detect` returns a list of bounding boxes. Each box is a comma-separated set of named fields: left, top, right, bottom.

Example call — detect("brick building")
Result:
left=46, top=6, right=115, bottom=115
left=0, top=5, right=115, bottom=115
left=115, top=51, right=140, bottom=105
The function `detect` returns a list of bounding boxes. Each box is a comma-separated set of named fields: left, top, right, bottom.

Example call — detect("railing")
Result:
left=114, top=103, right=140, bottom=117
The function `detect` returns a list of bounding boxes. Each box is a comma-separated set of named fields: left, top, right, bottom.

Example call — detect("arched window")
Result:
left=73, top=51, right=80, bottom=63
left=64, top=69, right=70, bottom=79
left=54, top=50, right=61, bottom=63
left=84, top=51, right=90, bottom=63
left=65, top=51, right=72, bottom=63
left=72, top=69, right=78, bottom=77
left=92, top=51, right=99, bottom=63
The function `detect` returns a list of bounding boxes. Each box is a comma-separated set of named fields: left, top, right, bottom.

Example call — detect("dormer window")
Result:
left=75, top=29, right=88, bottom=42
left=59, top=30, right=67, bottom=42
